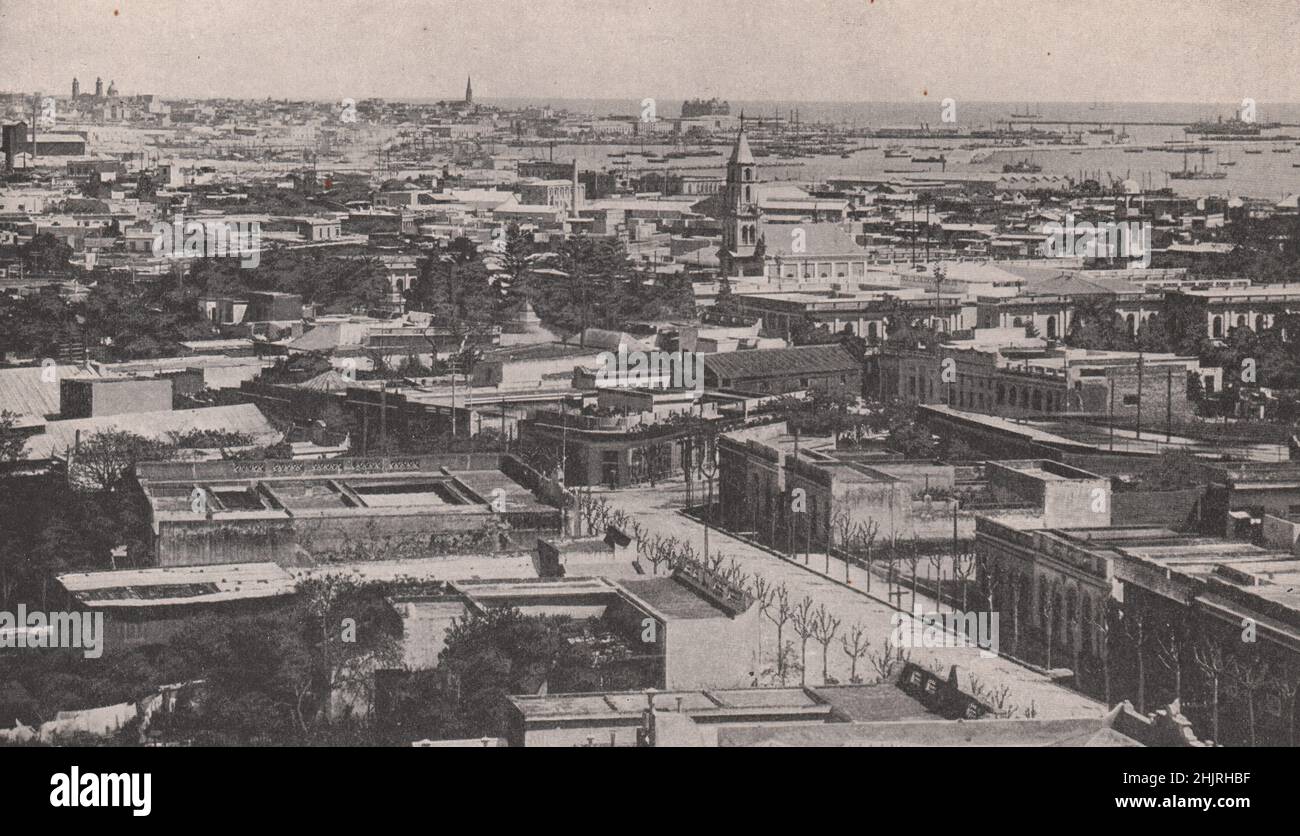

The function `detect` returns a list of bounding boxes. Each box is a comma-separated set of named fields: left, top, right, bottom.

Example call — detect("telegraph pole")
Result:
left=1135, top=352, right=1144, bottom=441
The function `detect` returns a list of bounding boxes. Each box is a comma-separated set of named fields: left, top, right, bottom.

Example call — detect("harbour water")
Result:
left=481, top=98, right=1300, bottom=199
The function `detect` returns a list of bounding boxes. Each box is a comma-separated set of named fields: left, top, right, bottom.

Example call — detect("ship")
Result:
left=1169, top=149, right=1227, bottom=179
left=1011, top=104, right=1041, bottom=119
left=681, top=97, right=730, bottom=117
left=1002, top=158, right=1042, bottom=173
left=883, top=146, right=911, bottom=158
left=1185, top=115, right=1270, bottom=136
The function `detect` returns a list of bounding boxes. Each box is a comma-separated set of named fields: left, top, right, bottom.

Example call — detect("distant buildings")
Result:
left=880, top=329, right=1201, bottom=422
left=703, top=344, right=862, bottom=396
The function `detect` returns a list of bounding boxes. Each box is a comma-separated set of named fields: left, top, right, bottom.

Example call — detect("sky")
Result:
left=2, top=0, right=1299, bottom=104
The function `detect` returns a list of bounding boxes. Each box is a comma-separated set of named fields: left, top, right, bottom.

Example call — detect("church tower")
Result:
left=72, top=77, right=80, bottom=98
left=719, top=123, right=763, bottom=275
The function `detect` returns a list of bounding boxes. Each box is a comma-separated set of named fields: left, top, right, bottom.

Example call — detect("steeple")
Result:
left=465, top=76, right=473, bottom=105
left=720, top=124, right=763, bottom=272
left=729, top=127, right=755, bottom=166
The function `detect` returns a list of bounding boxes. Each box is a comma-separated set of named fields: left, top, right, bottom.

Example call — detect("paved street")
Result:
left=601, top=479, right=1104, bottom=719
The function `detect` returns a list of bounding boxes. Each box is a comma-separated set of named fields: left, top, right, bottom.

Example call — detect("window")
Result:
left=1123, top=394, right=1139, bottom=406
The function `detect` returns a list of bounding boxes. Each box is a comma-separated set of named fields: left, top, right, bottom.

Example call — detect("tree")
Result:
left=713, top=275, right=740, bottom=318
left=0, top=411, right=26, bottom=463
left=1225, top=651, right=1271, bottom=747
left=21, top=232, right=75, bottom=273
left=951, top=552, right=974, bottom=613
left=810, top=604, right=841, bottom=685
left=869, top=635, right=910, bottom=684
left=752, top=575, right=772, bottom=665
left=395, top=607, right=579, bottom=739
left=1152, top=619, right=1188, bottom=706
left=854, top=521, right=879, bottom=593
left=841, top=622, right=871, bottom=683
left=790, top=595, right=816, bottom=686
left=928, top=550, right=946, bottom=611
left=297, top=574, right=402, bottom=724
left=70, top=430, right=177, bottom=493
left=1064, top=295, right=1135, bottom=351
left=903, top=539, right=923, bottom=610
left=1192, top=633, right=1229, bottom=744
left=1041, top=582, right=1057, bottom=670
left=762, top=584, right=793, bottom=684
left=1117, top=598, right=1147, bottom=712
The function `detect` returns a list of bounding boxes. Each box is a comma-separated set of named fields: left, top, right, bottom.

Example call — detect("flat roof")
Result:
left=58, top=562, right=295, bottom=608
left=509, top=686, right=827, bottom=721
left=619, top=577, right=733, bottom=620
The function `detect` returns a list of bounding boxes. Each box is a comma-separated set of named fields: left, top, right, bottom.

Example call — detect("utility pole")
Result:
left=952, top=499, right=959, bottom=614
left=1135, top=352, right=1144, bottom=441
left=1109, top=382, right=1114, bottom=452
left=1166, top=368, right=1173, bottom=443
left=379, top=377, right=388, bottom=455
left=448, top=356, right=458, bottom=440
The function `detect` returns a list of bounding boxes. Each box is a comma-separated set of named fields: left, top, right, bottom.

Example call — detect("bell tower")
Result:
left=720, top=122, right=762, bottom=274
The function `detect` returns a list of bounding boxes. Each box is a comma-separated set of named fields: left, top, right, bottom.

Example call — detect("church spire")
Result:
left=465, top=75, right=473, bottom=105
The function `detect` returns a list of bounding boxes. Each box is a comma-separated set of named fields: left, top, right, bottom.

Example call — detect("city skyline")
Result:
left=2, top=0, right=1300, bottom=104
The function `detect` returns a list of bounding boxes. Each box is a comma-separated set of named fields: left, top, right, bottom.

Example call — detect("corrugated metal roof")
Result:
left=704, top=344, right=859, bottom=382
left=0, top=365, right=100, bottom=420
left=23, top=403, right=280, bottom=460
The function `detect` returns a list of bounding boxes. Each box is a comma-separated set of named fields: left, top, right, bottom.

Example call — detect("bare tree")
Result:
left=645, top=537, right=671, bottom=575
left=869, top=634, right=910, bottom=684
left=841, top=622, right=871, bottom=684
left=790, top=595, right=817, bottom=686
left=1191, top=632, right=1229, bottom=744
left=967, top=673, right=1014, bottom=718
left=1152, top=619, right=1188, bottom=706
left=903, top=539, right=923, bottom=611
left=1226, top=651, right=1271, bottom=747
left=762, top=584, right=793, bottom=684
left=810, top=604, right=841, bottom=685
left=831, top=507, right=852, bottom=575
left=752, top=576, right=773, bottom=664
left=1267, top=675, right=1297, bottom=748
left=928, top=550, right=946, bottom=612
left=854, top=521, right=879, bottom=592
left=1041, top=582, right=1056, bottom=671
left=951, top=552, right=974, bottom=613
left=1117, top=598, right=1147, bottom=712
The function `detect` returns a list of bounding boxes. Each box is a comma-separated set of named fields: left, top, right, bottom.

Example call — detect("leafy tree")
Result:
left=0, top=411, right=26, bottom=463
left=385, top=606, right=587, bottom=740
left=21, top=232, right=74, bottom=273
left=1065, top=296, right=1134, bottom=351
